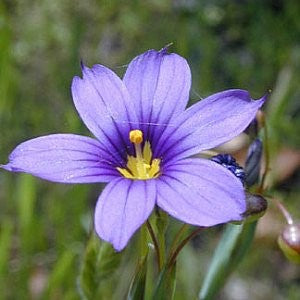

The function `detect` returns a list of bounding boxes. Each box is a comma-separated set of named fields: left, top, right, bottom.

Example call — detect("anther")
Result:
left=129, top=130, right=143, bottom=144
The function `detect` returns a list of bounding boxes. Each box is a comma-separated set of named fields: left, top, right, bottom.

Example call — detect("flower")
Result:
left=1, top=48, right=266, bottom=251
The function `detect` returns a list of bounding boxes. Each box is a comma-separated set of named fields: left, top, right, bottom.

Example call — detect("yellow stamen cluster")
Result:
left=117, top=130, right=161, bottom=180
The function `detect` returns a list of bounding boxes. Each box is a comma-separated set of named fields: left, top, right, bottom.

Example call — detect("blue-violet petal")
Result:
left=156, top=89, right=266, bottom=162
left=157, top=158, right=246, bottom=226
left=1, top=134, right=119, bottom=183
left=94, top=178, right=156, bottom=251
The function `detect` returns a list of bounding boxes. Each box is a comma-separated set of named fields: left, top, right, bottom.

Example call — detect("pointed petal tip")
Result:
left=80, top=59, right=88, bottom=72
left=252, top=92, right=268, bottom=112
left=247, top=90, right=268, bottom=106
left=141, top=44, right=175, bottom=58
left=79, top=60, right=99, bottom=78
left=112, top=242, right=126, bottom=252
left=80, top=59, right=84, bottom=69
left=94, top=220, right=128, bottom=253
left=160, top=42, right=174, bottom=54
left=261, top=90, right=271, bottom=104
left=0, top=163, right=12, bottom=172
left=94, top=231, right=125, bottom=252
left=71, top=63, right=86, bottom=82
left=80, top=63, right=91, bottom=77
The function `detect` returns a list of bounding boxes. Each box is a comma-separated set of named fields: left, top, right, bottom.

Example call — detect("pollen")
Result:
left=117, top=130, right=161, bottom=180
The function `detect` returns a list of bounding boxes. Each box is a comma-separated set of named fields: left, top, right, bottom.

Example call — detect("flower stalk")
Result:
left=168, top=224, right=189, bottom=260
left=146, top=220, right=162, bottom=271
left=274, top=198, right=294, bottom=225
left=167, top=227, right=203, bottom=268
left=257, top=111, right=270, bottom=193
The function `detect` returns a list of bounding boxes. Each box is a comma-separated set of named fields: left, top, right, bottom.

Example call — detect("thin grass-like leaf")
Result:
left=0, top=219, right=13, bottom=297
left=199, top=222, right=257, bottom=300
left=46, top=250, right=76, bottom=297
left=127, top=253, right=148, bottom=300
left=152, top=263, right=177, bottom=300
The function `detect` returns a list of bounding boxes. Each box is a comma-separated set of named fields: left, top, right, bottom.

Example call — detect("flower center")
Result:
left=117, top=129, right=161, bottom=180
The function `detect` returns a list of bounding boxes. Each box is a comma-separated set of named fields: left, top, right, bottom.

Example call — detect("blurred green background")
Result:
left=0, top=0, right=299, bottom=299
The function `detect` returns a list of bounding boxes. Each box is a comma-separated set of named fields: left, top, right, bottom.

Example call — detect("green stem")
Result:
left=139, top=224, right=148, bottom=261
left=146, top=220, right=162, bottom=271
left=273, top=198, right=294, bottom=225
left=168, top=224, right=189, bottom=258
left=168, top=227, right=203, bottom=268
left=259, top=116, right=270, bottom=193
left=156, top=210, right=168, bottom=268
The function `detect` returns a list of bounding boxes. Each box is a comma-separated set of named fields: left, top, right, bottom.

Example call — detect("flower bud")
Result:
left=245, top=138, right=263, bottom=186
left=211, top=154, right=245, bottom=183
left=277, top=223, right=300, bottom=264
left=241, top=192, right=268, bottom=222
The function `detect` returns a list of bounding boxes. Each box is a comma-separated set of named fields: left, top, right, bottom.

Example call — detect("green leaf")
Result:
left=46, top=250, right=75, bottom=296
left=0, top=219, right=13, bottom=274
left=199, top=222, right=257, bottom=300
left=96, top=239, right=122, bottom=281
left=16, top=174, right=36, bottom=252
left=78, top=236, right=99, bottom=300
left=152, top=263, right=177, bottom=300
left=0, top=219, right=13, bottom=296
left=127, top=253, right=148, bottom=300
left=79, top=234, right=122, bottom=300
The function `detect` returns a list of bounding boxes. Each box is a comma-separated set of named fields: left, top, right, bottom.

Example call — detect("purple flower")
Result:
left=1, top=49, right=266, bottom=251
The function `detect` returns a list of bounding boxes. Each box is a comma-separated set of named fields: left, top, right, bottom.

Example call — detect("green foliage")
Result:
left=0, top=218, right=13, bottom=297
left=79, top=234, right=122, bottom=300
left=152, top=263, right=177, bottom=300
left=16, top=174, right=37, bottom=253
left=46, top=250, right=76, bottom=298
left=79, top=235, right=99, bottom=300
left=199, top=222, right=257, bottom=300
left=127, top=253, right=148, bottom=300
